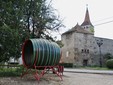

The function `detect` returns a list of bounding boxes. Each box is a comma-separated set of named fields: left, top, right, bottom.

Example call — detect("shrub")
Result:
left=0, top=65, right=24, bottom=77
left=104, top=53, right=113, bottom=60
left=59, top=63, right=73, bottom=68
left=106, top=59, right=113, bottom=69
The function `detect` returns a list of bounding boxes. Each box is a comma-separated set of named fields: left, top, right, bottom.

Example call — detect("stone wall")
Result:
left=61, top=32, right=113, bottom=66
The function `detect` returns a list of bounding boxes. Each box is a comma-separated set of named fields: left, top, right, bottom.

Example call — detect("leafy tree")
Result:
left=0, top=24, right=21, bottom=62
left=0, top=0, right=63, bottom=62
left=0, top=0, right=63, bottom=38
left=23, top=0, right=63, bottom=38
left=0, top=25, right=29, bottom=63
left=0, top=0, right=25, bottom=29
left=104, top=53, right=113, bottom=60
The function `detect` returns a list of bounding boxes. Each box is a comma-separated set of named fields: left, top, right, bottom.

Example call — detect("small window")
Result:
left=87, top=49, right=89, bottom=53
left=81, top=49, right=84, bottom=53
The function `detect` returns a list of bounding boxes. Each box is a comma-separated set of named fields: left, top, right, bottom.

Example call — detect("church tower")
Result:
left=81, top=5, right=94, bottom=34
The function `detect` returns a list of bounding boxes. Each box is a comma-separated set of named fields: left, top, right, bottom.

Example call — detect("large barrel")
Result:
left=22, top=39, right=61, bottom=67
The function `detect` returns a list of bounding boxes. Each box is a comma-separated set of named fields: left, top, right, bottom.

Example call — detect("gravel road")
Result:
left=0, top=72, right=113, bottom=85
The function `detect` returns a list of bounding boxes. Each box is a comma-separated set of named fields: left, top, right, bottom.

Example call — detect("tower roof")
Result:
left=81, top=6, right=93, bottom=26
left=62, top=23, right=93, bottom=35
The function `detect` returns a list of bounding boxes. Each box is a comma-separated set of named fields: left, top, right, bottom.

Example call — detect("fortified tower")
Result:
left=61, top=5, right=113, bottom=67
left=81, top=6, right=94, bottom=34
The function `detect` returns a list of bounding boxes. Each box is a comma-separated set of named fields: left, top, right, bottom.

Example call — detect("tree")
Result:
left=23, top=0, right=64, bottom=38
left=0, top=0, right=63, bottom=62
left=0, top=24, right=21, bottom=62
left=104, top=53, right=113, bottom=60
left=0, top=0, right=25, bottom=29
left=0, top=0, right=63, bottom=39
left=0, top=0, right=29, bottom=63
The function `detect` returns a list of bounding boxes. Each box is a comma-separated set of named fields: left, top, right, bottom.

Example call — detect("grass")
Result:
left=0, top=65, right=24, bottom=77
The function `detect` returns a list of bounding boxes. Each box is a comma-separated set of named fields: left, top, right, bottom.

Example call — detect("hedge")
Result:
left=106, top=59, right=113, bottom=69
left=59, top=63, right=73, bottom=68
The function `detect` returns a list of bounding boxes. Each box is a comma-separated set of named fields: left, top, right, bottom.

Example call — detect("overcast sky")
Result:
left=51, top=0, right=113, bottom=40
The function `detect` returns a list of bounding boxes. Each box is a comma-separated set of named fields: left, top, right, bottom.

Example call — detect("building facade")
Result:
left=61, top=7, right=113, bottom=66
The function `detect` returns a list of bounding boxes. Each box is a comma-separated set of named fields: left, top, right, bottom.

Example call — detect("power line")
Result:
left=56, top=20, right=113, bottom=35
left=55, top=17, right=113, bottom=35
left=93, top=16, right=113, bottom=23
left=94, top=20, right=113, bottom=26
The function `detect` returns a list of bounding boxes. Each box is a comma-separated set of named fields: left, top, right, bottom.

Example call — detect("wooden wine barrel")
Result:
left=22, top=39, right=61, bottom=68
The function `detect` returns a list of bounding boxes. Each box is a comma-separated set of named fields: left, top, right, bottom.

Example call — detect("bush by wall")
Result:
left=59, top=63, right=73, bottom=68
left=106, top=59, right=113, bottom=69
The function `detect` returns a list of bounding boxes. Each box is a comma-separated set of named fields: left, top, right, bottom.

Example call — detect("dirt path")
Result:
left=0, top=74, right=64, bottom=85
left=0, top=72, right=113, bottom=85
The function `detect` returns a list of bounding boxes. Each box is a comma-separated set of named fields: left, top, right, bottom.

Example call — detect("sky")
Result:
left=51, top=0, right=113, bottom=40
